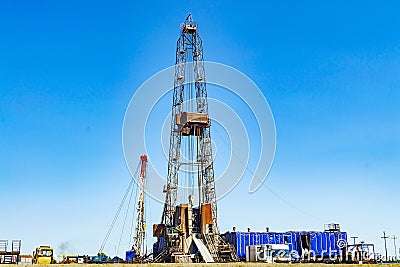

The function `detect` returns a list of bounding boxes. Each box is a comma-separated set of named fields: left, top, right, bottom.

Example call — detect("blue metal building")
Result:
left=222, top=230, right=348, bottom=261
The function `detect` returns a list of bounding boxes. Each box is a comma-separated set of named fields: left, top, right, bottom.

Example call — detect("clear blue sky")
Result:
left=1, top=0, right=399, bottom=257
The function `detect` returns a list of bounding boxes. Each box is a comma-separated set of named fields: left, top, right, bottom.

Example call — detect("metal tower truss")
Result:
left=153, top=14, right=239, bottom=263
left=163, top=14, right=217, bottom=232
left=132, top=155, right=147, bottom=259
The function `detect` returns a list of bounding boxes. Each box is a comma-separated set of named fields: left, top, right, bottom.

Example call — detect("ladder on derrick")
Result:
left=203, top=234, right=219, bottom=262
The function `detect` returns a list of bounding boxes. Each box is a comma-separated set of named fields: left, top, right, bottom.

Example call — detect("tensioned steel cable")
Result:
left=212, top=124, right=325, bottom=223
left=117, top=179, right=135, bottom=255
left=98, top=162, right=141, bottom=253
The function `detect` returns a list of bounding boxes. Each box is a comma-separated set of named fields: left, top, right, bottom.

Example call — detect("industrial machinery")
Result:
left=126, top=155, right=148, bottom=262
left=152, top=14, right=237, bottom=263
left=89, top=253, right=110, bottom=263
left=32, top=246, right=55, bottom=264
left=223, top=224, right=348, bottom=262
left=59, top=255, right=87, bottom=264
left=346, top=243, right=376, bottom=264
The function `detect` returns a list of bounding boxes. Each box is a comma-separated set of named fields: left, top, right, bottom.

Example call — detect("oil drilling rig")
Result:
left=126, top=155, right=148, bottom=262
left=152, top=14, right=237, bottom=263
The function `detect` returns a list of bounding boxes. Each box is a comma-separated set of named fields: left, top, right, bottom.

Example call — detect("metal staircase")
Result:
left=153, top=248, right=168, bottom=262
left=203, top=234, right=219, bottom=262
left=216, top=235, right=240, bottom=262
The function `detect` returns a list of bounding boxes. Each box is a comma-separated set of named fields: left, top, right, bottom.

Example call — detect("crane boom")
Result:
left=132, top=155, right=147, bottom=258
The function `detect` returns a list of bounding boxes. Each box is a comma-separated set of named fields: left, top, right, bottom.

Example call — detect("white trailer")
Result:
left=246, top=244, right=291, bottom=263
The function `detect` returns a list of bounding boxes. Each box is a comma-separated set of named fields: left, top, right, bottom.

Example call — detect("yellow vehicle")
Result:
left=32, top=246, right=55, bottom=264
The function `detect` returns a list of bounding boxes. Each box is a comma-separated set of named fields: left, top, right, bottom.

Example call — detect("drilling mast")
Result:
left=132, top=155, right=147, bottom=259
left=162, top=14, right=218, bottom=231
left=153, top=14, right=237, bottom=263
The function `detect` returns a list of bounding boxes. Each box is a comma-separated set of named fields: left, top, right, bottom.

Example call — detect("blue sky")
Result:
left=1, top=0, right=399, bottom=257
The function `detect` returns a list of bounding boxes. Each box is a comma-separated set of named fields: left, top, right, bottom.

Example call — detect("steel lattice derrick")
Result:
left=162, top=33, right=185, bottom=227
left=162, top=14, right=218, bottom=235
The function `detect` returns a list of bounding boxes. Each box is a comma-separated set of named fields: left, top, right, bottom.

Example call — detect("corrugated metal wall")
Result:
left=223, top=231, right=348, bottom=260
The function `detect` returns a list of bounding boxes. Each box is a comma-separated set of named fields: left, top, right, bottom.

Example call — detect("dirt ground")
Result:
left=5, top=264, right=400, bottom=267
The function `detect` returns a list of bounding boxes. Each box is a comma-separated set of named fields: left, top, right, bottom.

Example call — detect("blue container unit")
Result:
left=223, top=232, right=294, bottom=259
left=296, top=231, right=348, bottom=259
left=125, top=250, right=135, bottom=261
left=223, top=231, right=347, bottom=261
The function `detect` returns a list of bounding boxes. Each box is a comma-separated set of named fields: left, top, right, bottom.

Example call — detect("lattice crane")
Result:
left=132, top=155, right=147, bottom=259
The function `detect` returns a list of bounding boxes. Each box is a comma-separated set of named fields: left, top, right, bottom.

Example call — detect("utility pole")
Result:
left=351, top=236, right=358, bottom=245
left=382, top=231, right=389, bottom=261
left=393, top=235, right=398, bottom=260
